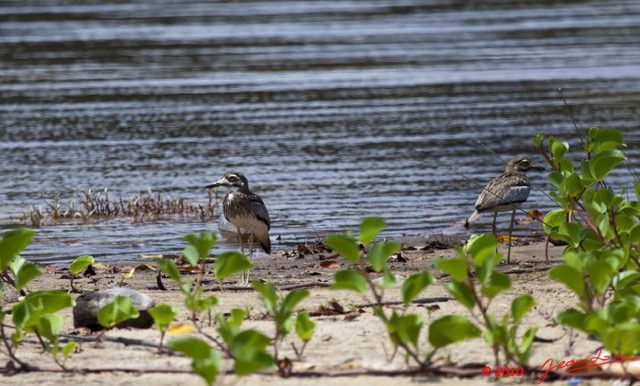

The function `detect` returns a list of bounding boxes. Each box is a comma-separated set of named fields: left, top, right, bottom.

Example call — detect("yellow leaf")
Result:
left=134, top=263, right=156, bottom=271
left=497, top=234, right=517, bottom=242
left=168, top=323, right=196, bottom=335
left=140, top=254, right=163, bottom=260
left=121, top=267, right=136, bottom=279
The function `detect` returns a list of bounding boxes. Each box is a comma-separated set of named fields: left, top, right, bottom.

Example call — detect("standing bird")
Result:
left=205, top=172, right=271, bottom=284
left=465, top=158, right=545, bottom=263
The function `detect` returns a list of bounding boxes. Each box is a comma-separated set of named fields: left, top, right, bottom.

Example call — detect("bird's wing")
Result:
left=250, top=195, right=271, bottom=230
left=500, top=185, right=531, bottom=205
left=474, top=175, right=531, bottom=211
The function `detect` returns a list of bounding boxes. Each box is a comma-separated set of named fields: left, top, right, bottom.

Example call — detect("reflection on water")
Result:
left=1, top=1, right=640, bottom=264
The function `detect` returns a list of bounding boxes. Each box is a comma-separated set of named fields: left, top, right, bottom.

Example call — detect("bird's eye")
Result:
left=520, top=160, right=530, bottom=166
left=228, top=175, right=238, bottom=181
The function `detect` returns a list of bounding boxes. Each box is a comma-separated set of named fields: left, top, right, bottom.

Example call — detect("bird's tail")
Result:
left=255, top=229, right=271, bottom=254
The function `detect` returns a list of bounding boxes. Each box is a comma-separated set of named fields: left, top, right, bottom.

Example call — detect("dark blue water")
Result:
left=1, top=0, right=640, bottom=264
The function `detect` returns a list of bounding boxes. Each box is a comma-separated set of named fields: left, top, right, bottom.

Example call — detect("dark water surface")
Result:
left=2, top=1, right=640, bottom=264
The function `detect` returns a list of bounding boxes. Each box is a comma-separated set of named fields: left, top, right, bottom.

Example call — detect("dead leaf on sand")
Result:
left=319, top=260, right=340, bottom=268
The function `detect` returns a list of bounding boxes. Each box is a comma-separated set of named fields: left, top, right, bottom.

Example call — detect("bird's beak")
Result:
left=204, top=177, right=228, bottom=189
left=533, top=163, right=546, bottom=171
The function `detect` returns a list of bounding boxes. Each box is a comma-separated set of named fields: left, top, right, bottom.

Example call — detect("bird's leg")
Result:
left=236, top=229, right=250, bottom=286
left=491, top=212, right=498, bottom=236
left=507, top=209, right=516, bottom=264
left=492, top=212, right=499, bottom=256
left=236, top=230, right=245, bottom=255
left=241, top=233, right=255, bottom=286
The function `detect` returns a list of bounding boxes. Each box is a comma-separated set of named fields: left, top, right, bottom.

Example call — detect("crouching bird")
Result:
left=205, top=172, right=271, bottom=284
left=465, top=157, right=545, bottom=263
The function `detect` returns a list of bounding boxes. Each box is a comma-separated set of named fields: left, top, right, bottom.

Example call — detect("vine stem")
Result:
left=360, top=267, right=425, bottom=367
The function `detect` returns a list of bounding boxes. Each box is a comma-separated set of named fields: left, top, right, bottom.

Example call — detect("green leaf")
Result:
left=379, top=268, right=397, bottom=289
left=15, top=263, right=44, bottom=291
left=157, top=259, right=181, bottom=285
left=216, top=309, right=248, bottom=346
left=367, top=242, right=400, bottom=272
left=69, top=255, right=94, bottom=275
left=433, top=256, right=468, bottom=282
left=466, top=234, right=499, bottom=267
left=148, top=304, right=179, bottom=331
left=37, top=314, right=63, bottom=341
left=560, top=173, right=583, bottom=196
left=511, top=295, right=535, bottom=324
left=592, top=128, right=625, bottom=152
left=330, top=269, right=368, bottom=295
left=444, top=281, right=476, bottom=309
left=169, top=336, right=214, bottom=361
left=0, top=228, right=36, bottom=271
left=13, top=290, right=75, bottom=331
left=428, top=315, right=481, bottom=348
left=557, top=221, right=585, bottom=248
left=252, top=281, right=278, bottom=315
left=601, top=324, right=640, bottom=356
left=184, top=232, right=217, bottom=262
left=555, top=309, right=588, bottom=331
left=543, top=209, right=566, bottom=234
left=359, top=217, right=386, bottom=245
left=295, top=311, right=316, bottom=341
left=629, top=223, right=640, bottom=245
left=549, top=265, right=584, bottom=298
left=515, top=326, right=537, bottom=364
left=326, top=234, right=360, bottom=264
left=182, top=245, right=200, bottom=267
left=232, top=330, right=274, bottom=375
left=62, top=341, right=78, bottom=359
left=401, top=271, right=434, bottom=305
left=589, top=149, right=626, bottom=181
left=613, top=271, right=640, bottom=291
left=97, top=295, right=140, bottom=328
left=388, top=312, right=423, bottom=348
left=169, top=337, right=220, bottom=386
left=214, top=252, right=253, bottom=280
left=480, top=272, right=511, bottom=299
left=282, top=289, right=310, bottom=314
left=588, top=260, right=616, bottom=296
left=550, top=137, right=569, bottom=159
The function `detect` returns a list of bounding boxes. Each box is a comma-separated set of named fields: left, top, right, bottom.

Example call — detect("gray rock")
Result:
left=73, top=288, right=156, bottom=331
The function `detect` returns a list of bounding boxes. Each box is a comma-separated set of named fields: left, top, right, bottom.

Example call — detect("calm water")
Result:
left=1, top=0, right=640, bottom=264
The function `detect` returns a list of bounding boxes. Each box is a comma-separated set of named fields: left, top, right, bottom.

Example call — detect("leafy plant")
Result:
left=11, top=290, right=77, bottom=369
left=326, top=217, right=435, bottom=365
left=215, top=308, right=274, bottom=375
left=432, top=234, right=536, bottom=366
left=148, top=304, right=179, bottom=350
left=0, top=229, right=79, bottom=370
left=168, top=336, right=221, bottom=386
left=68, top=255, right=94, bottom=292
left=252, top=281, right=316, bottom=363
left=0, top=228, right=43, bottom=294
left=97, top=295, right=140, bottom=328
left=534, top=128, right=640, bottom=355
left=157, top=231, right=273, bottom=384
left=157, top=231, right=250, bottom=324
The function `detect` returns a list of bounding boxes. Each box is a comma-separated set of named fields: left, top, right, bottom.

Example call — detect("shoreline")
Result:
left=3, top=239, right=612, bottom=385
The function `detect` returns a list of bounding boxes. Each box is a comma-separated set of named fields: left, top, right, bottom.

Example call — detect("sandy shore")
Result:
left=0, top=239, right=621, bottom=385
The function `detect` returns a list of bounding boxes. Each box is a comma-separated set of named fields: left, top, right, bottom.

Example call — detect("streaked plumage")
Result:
left=205, top=172, right=271, bottom=284
left=465, top=157, right=545, bottom=263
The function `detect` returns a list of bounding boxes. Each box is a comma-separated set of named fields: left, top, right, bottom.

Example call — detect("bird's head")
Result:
left=507, top=158, right=545, bottom=173
left=205, top=172, right=249, bottom=191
